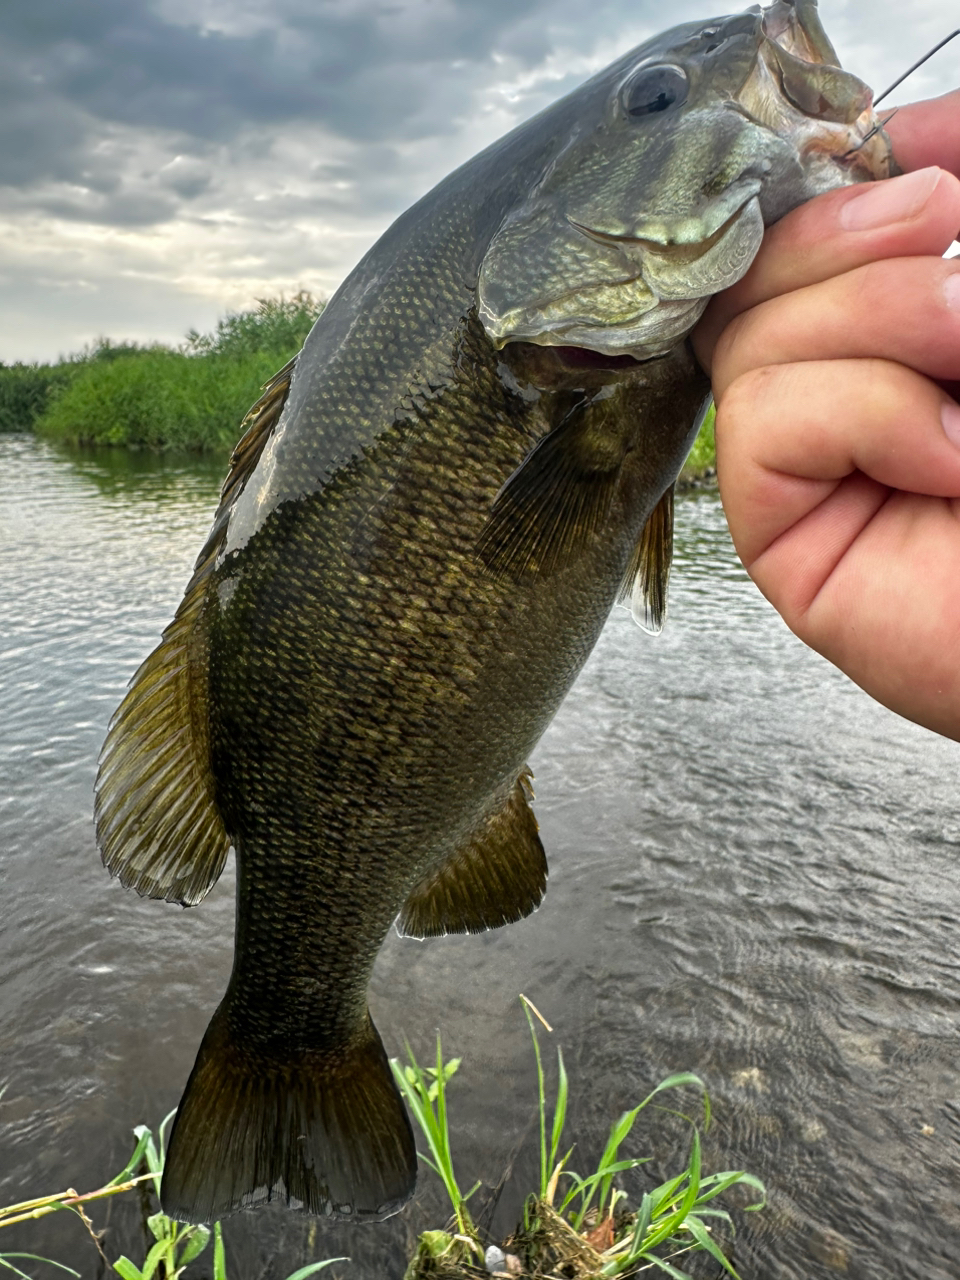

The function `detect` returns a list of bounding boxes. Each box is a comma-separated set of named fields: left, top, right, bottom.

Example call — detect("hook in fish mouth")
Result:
left=734, top=2, right=896, bottom=190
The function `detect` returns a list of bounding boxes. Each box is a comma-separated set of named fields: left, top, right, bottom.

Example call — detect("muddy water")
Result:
left=1, top=433, right=959, bottom=1279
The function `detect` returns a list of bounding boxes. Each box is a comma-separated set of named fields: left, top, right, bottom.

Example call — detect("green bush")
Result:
left=184, top=292, right=322, bottom=361
left=682, top=400, right=716, bottom=476
left=34, top=293, right=325, bottom=451
left=36, top=347, right=286, bottom=450
left=0, top=361, right=79, bottom=432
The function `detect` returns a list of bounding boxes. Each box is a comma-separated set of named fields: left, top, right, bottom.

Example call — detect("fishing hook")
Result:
left=841, top=109, right=900, bottom=161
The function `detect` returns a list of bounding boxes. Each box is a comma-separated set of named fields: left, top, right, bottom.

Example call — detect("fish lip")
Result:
left=566, top=181, right=762, bottom=252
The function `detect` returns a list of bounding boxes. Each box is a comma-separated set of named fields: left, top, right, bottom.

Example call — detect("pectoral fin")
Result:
left=618, top=486, right=673, bottom=634
left=397, top=769, right=547, bottom=938
left=476, top=402, right=626, bottom=579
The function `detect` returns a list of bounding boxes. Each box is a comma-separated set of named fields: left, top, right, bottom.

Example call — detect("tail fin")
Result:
left=160, top=1005, right=417, bottom=1224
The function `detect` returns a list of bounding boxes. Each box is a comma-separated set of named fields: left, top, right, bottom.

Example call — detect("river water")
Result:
left=1, top=433, right=959, bottom=1279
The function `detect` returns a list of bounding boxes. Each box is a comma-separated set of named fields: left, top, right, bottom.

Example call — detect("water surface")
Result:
left=1, top=435, right=959, bottom=1279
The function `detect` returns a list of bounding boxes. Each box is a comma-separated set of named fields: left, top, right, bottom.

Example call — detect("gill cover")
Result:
left=477, top=0, right=895, bottom=360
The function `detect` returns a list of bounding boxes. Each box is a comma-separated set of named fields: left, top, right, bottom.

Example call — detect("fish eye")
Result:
left=622, top=64, right=689, bottom=118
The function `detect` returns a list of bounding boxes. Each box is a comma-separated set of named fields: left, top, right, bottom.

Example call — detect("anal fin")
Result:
left=397, top=769, right=547, bottom=939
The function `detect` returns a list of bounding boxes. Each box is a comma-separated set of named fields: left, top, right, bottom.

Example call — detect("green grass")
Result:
left=20, top=293, right=324, bottom=451
left=0, top=1107, right=345, bottom=1280
left=393, top=996, right=765, bottom=1280
left=36, top=346, right=286, bottom=451
left=681, top=401, right=716, bottom=478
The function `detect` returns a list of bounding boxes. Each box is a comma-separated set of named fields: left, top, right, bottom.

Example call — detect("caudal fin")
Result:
left=160, top=1005, right=417, bottom=1223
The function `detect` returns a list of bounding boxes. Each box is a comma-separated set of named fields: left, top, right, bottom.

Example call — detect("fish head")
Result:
left=478, top=0, right=896, bottom=360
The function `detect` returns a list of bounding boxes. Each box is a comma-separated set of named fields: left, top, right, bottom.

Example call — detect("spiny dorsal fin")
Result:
left=94, top=358, right=297, bottom=905
left=397, top=768, right=547, bottom=938
left=219, top=357, right=296, bottom=513
left=618, top=486, right=673, bottom=635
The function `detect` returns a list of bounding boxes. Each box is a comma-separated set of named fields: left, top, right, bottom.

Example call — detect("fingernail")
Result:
left=945, top=272, right=960, bottom=312
left=839, top=167, right=941, bottom=232
left=942, top=400, right=960, bottom=447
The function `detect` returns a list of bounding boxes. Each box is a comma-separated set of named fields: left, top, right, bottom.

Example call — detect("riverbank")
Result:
left=1, top=299, right=718, bottom=474
left=0, top=294, right=323, bottom=450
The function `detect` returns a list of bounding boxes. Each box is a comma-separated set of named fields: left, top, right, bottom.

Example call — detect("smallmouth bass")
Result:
left=95, top=0, right=895, bottom=1225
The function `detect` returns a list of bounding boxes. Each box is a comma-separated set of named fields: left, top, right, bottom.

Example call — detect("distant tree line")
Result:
left=0, top=293, right=324, bottom=449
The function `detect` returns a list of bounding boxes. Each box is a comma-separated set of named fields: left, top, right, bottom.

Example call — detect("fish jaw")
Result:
left=478, top=0, right=895, bottom=362
left=743, top=0, right=896, bottom=213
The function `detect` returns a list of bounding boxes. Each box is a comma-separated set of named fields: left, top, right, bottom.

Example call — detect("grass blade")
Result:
left=0, top=1260, right=81, bottom=1280
left=213, top=1224, right=227, bottom=1280
left=686, top=1214, right=741, bottom=1278
left=549, top=1047, right=568, bottom=1182
left=284, top=1260, right=350, bottom=1280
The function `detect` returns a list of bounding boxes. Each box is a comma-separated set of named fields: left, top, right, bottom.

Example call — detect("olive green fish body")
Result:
left=206, top=320, right=708, bottom=1033
left=95, top=0, right=896, bottom=1224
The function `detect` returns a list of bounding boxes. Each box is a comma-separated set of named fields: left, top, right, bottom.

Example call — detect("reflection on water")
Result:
left=1, top=434, right=959, bottom=1279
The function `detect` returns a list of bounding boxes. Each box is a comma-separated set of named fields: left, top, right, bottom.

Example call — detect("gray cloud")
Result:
left=0, top=0, right=957, bottom=361
left=3, top=0, right=954, bottom=218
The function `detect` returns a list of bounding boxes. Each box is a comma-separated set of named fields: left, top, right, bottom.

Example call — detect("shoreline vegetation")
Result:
left=0, top=294, right=324, bottom=452
left=0, top=296, right=718, bottom=476
left=1, top=1000, right=762, bottom=1280
left=395, top=998, right=763, bottom=1280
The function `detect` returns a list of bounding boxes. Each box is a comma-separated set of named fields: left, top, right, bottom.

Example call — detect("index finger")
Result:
left=885, top=88, right=960, bottom=178
left=693, top=165, right=960, bottom=371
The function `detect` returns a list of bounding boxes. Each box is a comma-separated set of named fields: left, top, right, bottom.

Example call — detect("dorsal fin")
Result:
left=219, top=357, right=296, bottom=513
left=618, top=486, right=673, bottom=635
left=95, top=359, right=296, bottom=905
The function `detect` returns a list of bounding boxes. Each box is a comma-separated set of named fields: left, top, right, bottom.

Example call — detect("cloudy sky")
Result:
left=1, top=0, right=957, bottom=364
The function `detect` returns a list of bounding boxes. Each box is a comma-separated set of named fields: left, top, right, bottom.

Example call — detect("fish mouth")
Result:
left=745, top=0, right=893, bottom=188
left=486, top=194, right=766, bottom=361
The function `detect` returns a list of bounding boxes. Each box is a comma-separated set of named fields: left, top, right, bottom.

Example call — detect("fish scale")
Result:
left=95, top=0, right=896, bottom=1225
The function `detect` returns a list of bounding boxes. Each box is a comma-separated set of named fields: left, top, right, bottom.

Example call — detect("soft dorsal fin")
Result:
left=397, top=769, right=547, bottom=938
left=94, top=359, right=296, bottom=905
left=618, top=486, right=673, bottom=634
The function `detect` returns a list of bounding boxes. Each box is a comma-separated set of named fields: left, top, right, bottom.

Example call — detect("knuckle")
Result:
left=716, top=364, right=782, bottom=427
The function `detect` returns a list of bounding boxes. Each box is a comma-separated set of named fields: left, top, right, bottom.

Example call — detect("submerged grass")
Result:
left=0, top=1107, right=345, bottom=1280
left=393, top=996, right=764, bottom=1280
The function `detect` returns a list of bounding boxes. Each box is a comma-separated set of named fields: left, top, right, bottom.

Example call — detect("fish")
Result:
left=94, top=0, right=895, bottom=1226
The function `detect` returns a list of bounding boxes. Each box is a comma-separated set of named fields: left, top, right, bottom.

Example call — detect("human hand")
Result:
left=692, top=90, right=960, bottom=740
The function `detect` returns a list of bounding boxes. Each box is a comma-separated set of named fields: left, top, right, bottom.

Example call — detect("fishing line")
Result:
left=842, top=108, right=900, bottom=159
left=874, top=28, right=960, bottom=105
